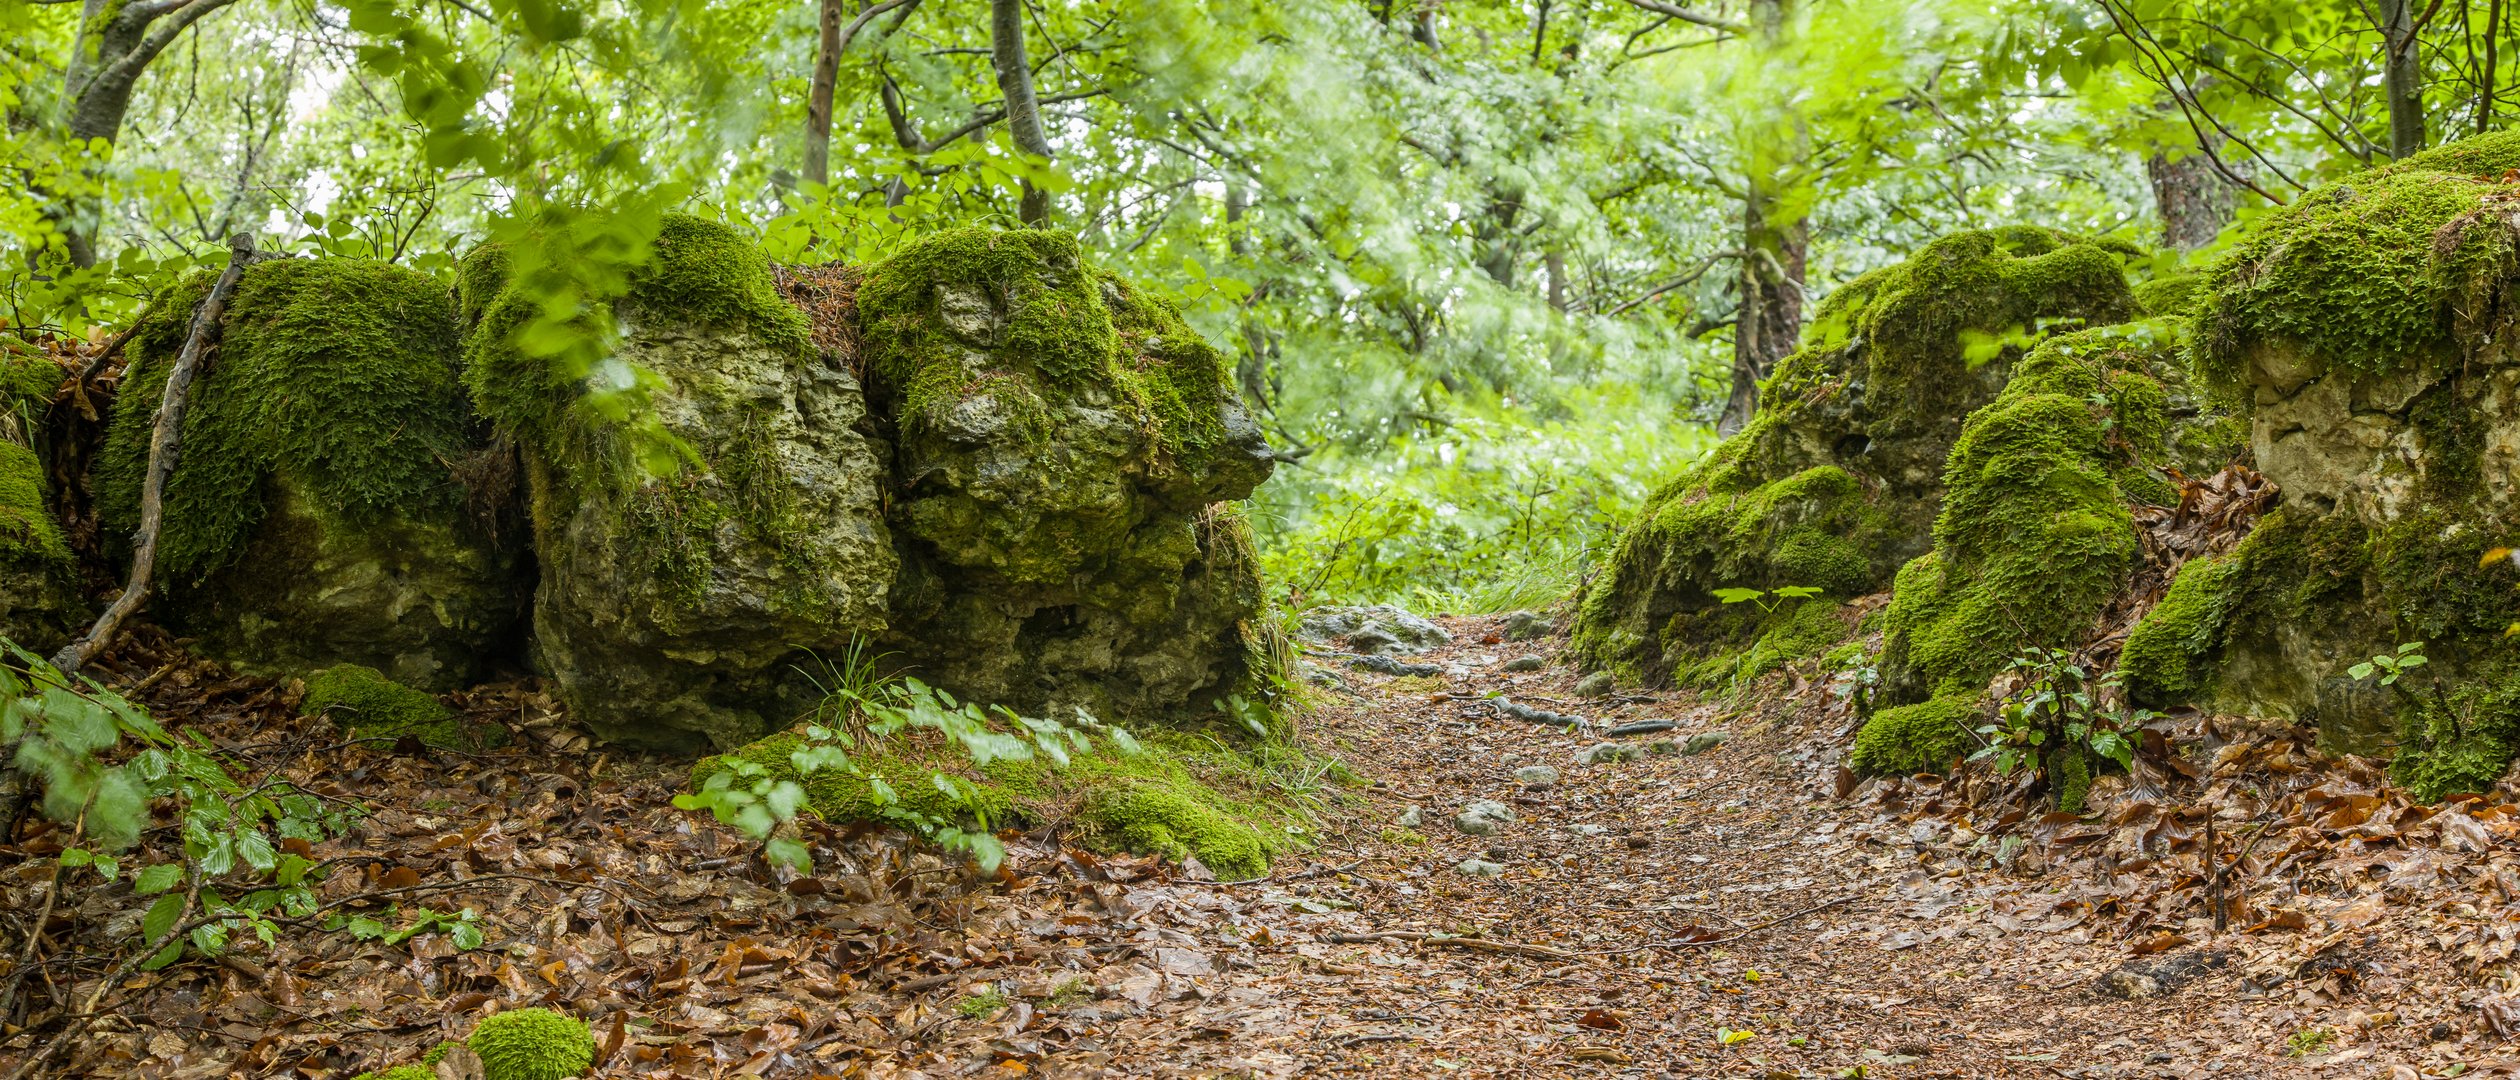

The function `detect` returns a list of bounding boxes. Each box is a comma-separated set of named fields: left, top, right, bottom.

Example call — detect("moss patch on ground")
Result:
left=302, top=664, right=505, bottom=751
left=467, top=1007, right=593, bottom=1080
left=691, top=726, right=1332, bottom=881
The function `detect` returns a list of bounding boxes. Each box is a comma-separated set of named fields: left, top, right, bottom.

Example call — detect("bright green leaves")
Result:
left=331, top=907, right=489, bottom=951
left=2347, top=642, right=2430, bottom=686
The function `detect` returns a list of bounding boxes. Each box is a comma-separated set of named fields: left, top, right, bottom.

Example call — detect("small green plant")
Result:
left=957, top=988, right=1011, bottom=1018
left=1970, top=647, right=2144, bottom=811
left=2348, top=642, right=2430, bottom=689
left=1045, top=977, right=1093, bottom=1008
left=2284, top=1026, right=2335, bottom=1057
left=676, top=673, right=1138, bottom=873
left=329, top=906, right=488, bottom=951
left=1712, top=584, right=1823, bottom=614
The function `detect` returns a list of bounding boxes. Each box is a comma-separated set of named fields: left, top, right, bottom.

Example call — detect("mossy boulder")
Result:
left=96, top=258, right=526, bottom=688
left=463, top=215, right=896, bottom=750
left=2126, top=129, right=2520, bottom=762
left=1573, top=227, right=2143, bottom=686
left=0, top=438, right=83, bottom=652
left=856, top=229, right=1277, bottom=725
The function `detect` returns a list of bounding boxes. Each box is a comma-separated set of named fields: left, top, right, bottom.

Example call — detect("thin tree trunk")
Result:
left=1721, top=193, right=1805, bottom=436
left=989, top=0, right=1052, bottom=226
left=54, top=0, right=242, bottom=267
left=2484, top=0, right=2502, bottom=134
left=2380, top=0, right=2427, bottom=159
left=51, top=234, right=259, bottom=676
left=2147, top=147, right=2235, bottom=251
left=1545, top=250, right=1568, bottom=311
left=805, top=0, right=918, bottom=189
left=1718, top=0, right=1803, bottom=437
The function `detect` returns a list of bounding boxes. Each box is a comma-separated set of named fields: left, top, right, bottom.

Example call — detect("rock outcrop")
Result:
left=1571, top=227, right=2150, bottom=689
left=855, top=229, right=1277, bottom=728
left=96, top=258, right=526, bottom=689
left=2117, top=133, right=2520, bottom=794
left=463, top=216, right=895, bottom=751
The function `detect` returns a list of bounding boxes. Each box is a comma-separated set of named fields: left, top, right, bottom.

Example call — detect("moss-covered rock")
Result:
left=463, top=215, right=896, bottom=750
left=302, top=663, right=505, bottom=751
left=2135, top=132, right=2520, bottom=761
left=856, top=229, right=1277, bottom=726
left=96, top=258, right=526, bottom=688
left=1574, top=227, right=2143, bottom=685
left=0, top=439, right=82, bottom=652
left=467, top=1007, right=593, bottom=1080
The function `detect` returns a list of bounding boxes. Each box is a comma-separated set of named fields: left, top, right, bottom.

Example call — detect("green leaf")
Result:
left=134, top=863, right=183, bottom=896
left=1711, top=588, right=1765, bottom=605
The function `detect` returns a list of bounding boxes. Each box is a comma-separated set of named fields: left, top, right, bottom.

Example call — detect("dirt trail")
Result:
left=23, top=619, right=2520, bottom=1079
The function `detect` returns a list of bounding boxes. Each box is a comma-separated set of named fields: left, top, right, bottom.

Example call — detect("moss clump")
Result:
left=2392, top=668, right=2520, bottom=803
left=0, top=441, right=69, bottom=567
left=1849, top=697, right=1976, bottom=775
left=1574, top=227, right=2143, bottom=685
left=303, top=664, right=503, bottom=751
left=2132, top=268, right=2207, bottom=319
left=96, top=258, right=478, bottom=582
left=2121, top=553, right=2244, bottom=704
left=351, top=1067, right=437, bottom=1080
left=467, top=1007, right=594, bottom=1080
left=1078, top=778, right=1273, bottom=881
left=2191, top=150, right=2520, bottom=397
left=1668, top=596, right=1852, bottom=691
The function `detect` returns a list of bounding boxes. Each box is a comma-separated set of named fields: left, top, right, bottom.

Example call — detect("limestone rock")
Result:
left=856, top=229, right=1276, bottom=727
left=1297, top=603, right=1451, bottom=655
left=1512, top=765, right=1559, bottom=787
left=1502, top=654, right=1545, bottom=673
left=465, top=217, right=892, bottom=748
left=98, top=257, right=525, bottom=688
left=1579, top=742, right=1642, bottom=765
left=1455, top=858, right=1507, bottom=878
left=1454, top=799, right=1515, bottom=835
left=1502, top=610, right=1550, bottom=641
left=0, top=440, right=82, bottom=653
left=1573, top=671, right=1615, bottom=698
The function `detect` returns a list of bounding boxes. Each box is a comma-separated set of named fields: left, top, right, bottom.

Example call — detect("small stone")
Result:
left=1578, top=742, right=1642, bottom=765
left=1511, top=765, right=1560, bottom=787
left=2095, top=969, right=2162, bottom=1000
left=1502, top=610, right=1549, bottom=641
left=1567, top=824, right=1609, bottom=837
left=1454, top=799, right=1516, bottom=836
left=1501, top=655, right=1546, bottom=673
left=1682, top=731, right=1730, bottom=756
left=1394, top=805, right=1423, bottom=828
left=1625, top=835, right=1651, bottom=850
left=1573, top=671, right=1615, bottom=698
left=1644, top=739, right=1681, bottom=756
left=1455, top=858, right=1507, bottom=878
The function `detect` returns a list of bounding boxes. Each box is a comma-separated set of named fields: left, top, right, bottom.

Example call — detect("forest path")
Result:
left=1096, top=616, right=2515, bottom=1079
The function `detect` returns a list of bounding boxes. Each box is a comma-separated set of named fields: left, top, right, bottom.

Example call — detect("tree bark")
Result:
left=54, top=0, right=242, bottom=267
left=989, top=0, right=1052, bottom=226
left=1545, top=250, right=1568, bottom=311
left=2379, top=0, right=2427, bottom=159
left=2146, top=146, right=2235, bottom=251
left=804, top=0, right=845, bottom=188
left=51, top=234, right=261, bottom=676
left=2484, top=0, right=2503, bottom=135
left=1717, top=0, right=1804, bottom=437
left=1721, top=191, right=1805, bottom=436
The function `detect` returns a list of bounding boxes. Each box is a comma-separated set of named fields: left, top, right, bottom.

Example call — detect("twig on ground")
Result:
left=1326, top=930, right=1582, bottom=961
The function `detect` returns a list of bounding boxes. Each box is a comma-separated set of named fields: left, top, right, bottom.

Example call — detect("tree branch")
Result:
left=1615, top=0, right=1745, bottom=35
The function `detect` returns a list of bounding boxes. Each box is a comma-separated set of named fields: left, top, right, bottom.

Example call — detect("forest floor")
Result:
left=14, top=617, right=2520, bottom=1078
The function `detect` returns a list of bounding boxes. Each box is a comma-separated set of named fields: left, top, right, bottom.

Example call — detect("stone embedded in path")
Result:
left=1682, top=731, right=1730, bottom=756
left=1455, top=858, right=1507, bottom=878
left=1578, top=742, right=1641, bottom=765
left=1455, top=799, right=1516, bottom=836
left=1512, top=765, right=1559, bottom=788
left=1297, top=604, right=1452, bottom=655
left=1393, top=805, right=1423, bottom=828
left=1502, top=610, right=1549, bottom=641
left=1573, top=671, right=1615, bottom=698
left=1501, top=655, right=1545, bottom=673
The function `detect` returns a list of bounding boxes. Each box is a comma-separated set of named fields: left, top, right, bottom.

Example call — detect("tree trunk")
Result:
left=1545, top=250, right=1568, bottom=311
left=2146, top=147, right=2235, bottom=252
left=804, top=0, right=844, bottom=188
left=2380, top=0, right=2427, bottom=159
left=989, top=0, right=1052, bottom=226
left=1718, top=0, right=1803, bottom=437
left=54, top=0, right=241, bottom=268
left=1721, top=191, right=1806, bottom=436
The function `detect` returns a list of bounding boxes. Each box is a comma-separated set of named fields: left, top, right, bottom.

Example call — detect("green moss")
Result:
left=2395, top=128, right=2520, bottom=178
left=423, top=1040, right=461, bottom=1066
left=96, top=258, right=477, bottom=582
left=467, top=1008, right=593, bottom=1080
left=690, top=726, right=1306, bottom=878
left=2121, top=553, right=2244, bottom=704
left=2391, top=667, right=2520, bottom=803
left=1850, top=696, right=1976, bottom=775
left=0, top=442, right=69, bottom=566
left=2132, top=268, right=2207, bottom=319
left=2046, top=742, right=2093, bottom=813
left=351, top=1068, right=437, bottom=1080
left=303, top=664, right=503, bottom=751
left=2192, top=165, right=2516, bottom=398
